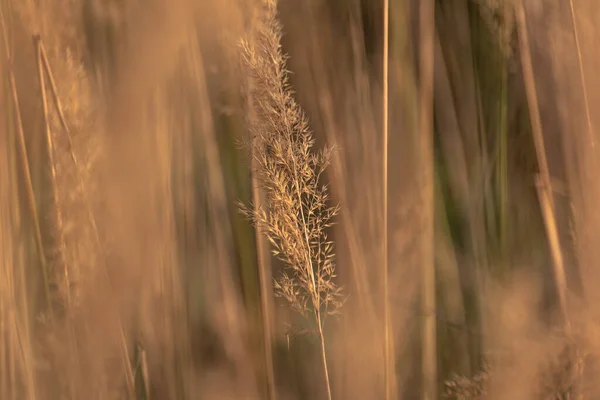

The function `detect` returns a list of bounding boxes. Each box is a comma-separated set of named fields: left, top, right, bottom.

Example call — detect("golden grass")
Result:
left=4, top=0, right=600, bottom=398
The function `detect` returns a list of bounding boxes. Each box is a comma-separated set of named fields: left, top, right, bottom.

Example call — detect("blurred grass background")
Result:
left=1, top=0, right=600, bottom=398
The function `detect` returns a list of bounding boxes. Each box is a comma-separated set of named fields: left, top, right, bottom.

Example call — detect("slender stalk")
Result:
left=1, top=9, right=12, bottom=396
left=382, top=0, right=393, bottom=399
left=317, top=313, right=332, bottom=400
left=567, top=0, right=594, bottom=149
left=516, top=13, right=578, bottom=394
left=514, top=4, right=551, bottom=202
left=288, top=144, right=332, bottom=400
left=138, top=343, right=150, bottom=399
left=497, top=47, right=508, bottom=259
left=38, top=41, right=74, bottom=145
left=419, top=0, right=436, bottom=398
left=535, top=176, right=569, bottom=326
left=250, top=106, right=277, bottom=400
left=0, top=288, right=5, bottom=400
left=515, top=1, right=569, bottom=327
left=8, top=316, right=16, bottom=399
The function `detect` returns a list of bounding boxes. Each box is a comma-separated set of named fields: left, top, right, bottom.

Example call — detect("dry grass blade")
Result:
left=382, top=0, right=394, bottom=398
left=515, top=0, right=569, bottom=328
left=419, top=0, right=436, bottom=398
left=567, top=0, right=594, bottom=150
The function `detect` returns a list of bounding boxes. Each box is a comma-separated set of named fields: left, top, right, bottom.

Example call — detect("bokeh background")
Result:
left=2, top=0, right=600, bottom=398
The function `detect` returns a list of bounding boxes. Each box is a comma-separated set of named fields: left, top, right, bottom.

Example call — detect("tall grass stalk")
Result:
left=382, top=0, right=394, bottom=398
left=515, top=1, right=569, bottom=327
left=240, top=1, right=345, bottom=399
left=515, top=5, right=581, bottom=395
left=567, top=0, right=594, bottom=150
left=419, top=0, right=436, bottom=398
